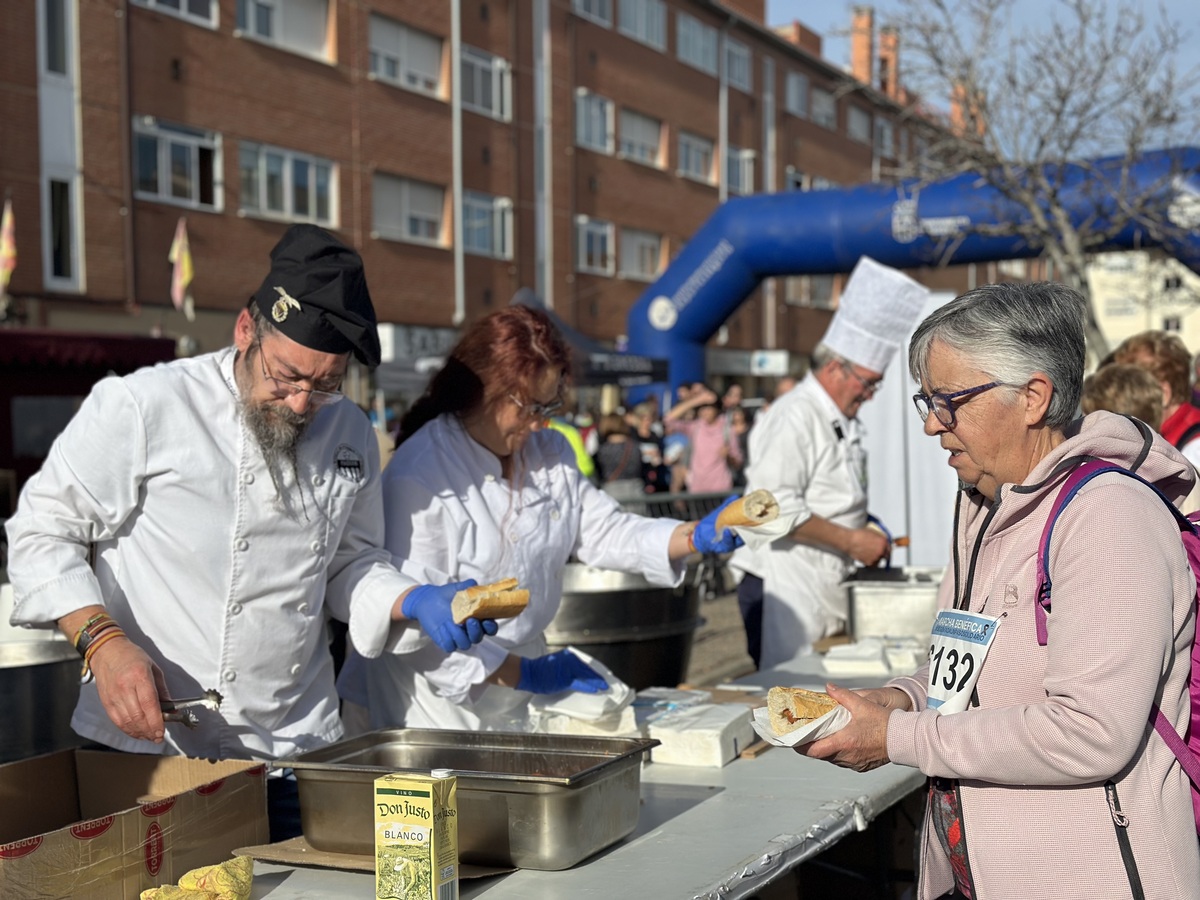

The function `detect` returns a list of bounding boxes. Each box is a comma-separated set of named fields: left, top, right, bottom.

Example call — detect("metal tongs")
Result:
left=161, top=689, right=223, bottom=729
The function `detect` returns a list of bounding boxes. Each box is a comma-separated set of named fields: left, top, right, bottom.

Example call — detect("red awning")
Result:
left=0, top=329, right=176, bottom=372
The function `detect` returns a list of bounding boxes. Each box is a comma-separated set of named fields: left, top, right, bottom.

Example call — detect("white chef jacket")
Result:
left=337, top=414, right=685, bottom=731
left=728, top=372, right=867, bottom=666
left=4, top=347, right=415, bottom=759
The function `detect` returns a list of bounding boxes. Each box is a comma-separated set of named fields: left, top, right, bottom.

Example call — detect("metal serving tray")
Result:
left=285, top=728, right=657, bottom=870
left=846, top=566, right=945, bottom=642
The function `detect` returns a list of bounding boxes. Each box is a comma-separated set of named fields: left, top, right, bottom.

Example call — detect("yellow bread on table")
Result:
left=715, top=489, right=780, bottom=534
left=451, top=577, right=531, bottom=624
left=139, top=854, right=253, bottom=900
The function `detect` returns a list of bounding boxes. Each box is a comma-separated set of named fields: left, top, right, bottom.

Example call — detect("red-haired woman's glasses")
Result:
left=509, top=393, right=563, bottom=421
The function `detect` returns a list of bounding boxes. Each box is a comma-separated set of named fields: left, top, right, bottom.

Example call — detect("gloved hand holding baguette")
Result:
left=689, top=489, right=780, bottom=554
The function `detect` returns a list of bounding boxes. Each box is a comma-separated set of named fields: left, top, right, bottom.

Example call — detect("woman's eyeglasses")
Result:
left=912, top=381, right=1017, bottom=428
left=258, top=347, right=344, bottom=408
left=509, top=393, right=564, bottom=421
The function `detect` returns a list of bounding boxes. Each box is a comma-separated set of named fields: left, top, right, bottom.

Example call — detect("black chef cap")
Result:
left=251, top=225, right=381, bottom=367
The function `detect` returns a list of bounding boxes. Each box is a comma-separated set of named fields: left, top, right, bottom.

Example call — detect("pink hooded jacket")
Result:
left=887, top=412, right=1200, bottom=899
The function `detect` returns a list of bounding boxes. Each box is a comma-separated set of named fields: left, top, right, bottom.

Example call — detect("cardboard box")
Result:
left=0, top=749, right=269, bottom=900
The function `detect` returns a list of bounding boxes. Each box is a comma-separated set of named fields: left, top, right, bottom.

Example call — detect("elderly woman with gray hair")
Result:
left=800, top=282, right=1200, bottom=899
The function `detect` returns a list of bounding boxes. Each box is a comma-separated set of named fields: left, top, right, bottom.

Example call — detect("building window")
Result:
left=618, top=108, right=662, bottom=167
left=847, top=106, right=871, bottom=144
left=678, top=131, right=714, bottom=183
left=575, top=89, right=614, bottom=154
left=462, top=190, right=512, bottom=259
left=373, top=173, right=444, bottom=245
left=236, top=0, right=329, bottom=60
left=811, top=87, right=836, bottom=129
left=619, top=228, right=662, bottom=281
left=573, top=0, right=612, bottom=27
left=134, top=118, right=220, bottom=209
left=240, top=143, right=334, bottom=224
left=725, top=38, right=752, bottom=92
left=726, top=146, right=755, bottom=195
left=48, top=178, right=75, bottom=281
left=132, top=0, right=216, bottom=27
left=618, top=0, right=665, bottom=49
left=369, top=15, right=441, bottom=96
left=785, top=274, right=835, bottom=309
left=1164, top=315, right=1183, bottom=332
left=677, top=13, right=717, bottom=75
left=44, top=0, right=68, bottom=74
left=576, top=216, right=614, bottom=275
left=785, top=72, right=808, bottom=118
left=874, top=116, right=894, bottom=157
left=461, top=45, right=511, bottom=121
left=785, top=167, right=836, bottom=192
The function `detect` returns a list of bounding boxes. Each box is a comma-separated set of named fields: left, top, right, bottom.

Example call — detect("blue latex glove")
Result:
left=517, top=650, right=609, bottom=695
left=691, top=495, right=745, bottom=554
left=402, top=580, right=499, bottom=653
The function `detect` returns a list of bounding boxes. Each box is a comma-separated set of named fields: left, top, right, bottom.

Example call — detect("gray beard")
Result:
left=243, top=399, right=308, bottom=475
left=236, top=350, right=311, bottom=513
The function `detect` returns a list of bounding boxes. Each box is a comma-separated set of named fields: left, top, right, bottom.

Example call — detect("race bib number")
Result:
left=926, top=610, right=1003, bottom=715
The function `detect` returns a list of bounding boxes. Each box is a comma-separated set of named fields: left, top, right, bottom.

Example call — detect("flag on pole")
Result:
left=0, top=197, right=16, bottom=299
left=168, top=216, right=195, bottom=322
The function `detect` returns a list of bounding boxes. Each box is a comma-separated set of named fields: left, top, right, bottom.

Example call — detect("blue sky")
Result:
left=767, top=0, right=1200, bottom=101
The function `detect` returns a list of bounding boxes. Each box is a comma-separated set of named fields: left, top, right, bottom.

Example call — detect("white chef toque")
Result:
left=822, top=257, right=932, bottom=373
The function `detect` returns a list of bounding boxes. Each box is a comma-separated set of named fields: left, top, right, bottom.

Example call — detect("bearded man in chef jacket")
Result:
left=729, top=258, right=930, bottom=669
left=4, top=225, right=492, bottom=839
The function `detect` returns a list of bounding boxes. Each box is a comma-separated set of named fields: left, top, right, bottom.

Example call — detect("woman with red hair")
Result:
left=338, top=305, right=740, bottom=730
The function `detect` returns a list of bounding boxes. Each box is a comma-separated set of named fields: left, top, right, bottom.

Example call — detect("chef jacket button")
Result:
left=230, top=603, right=242, bottom=616
left=223, top=669, right=237, bottom=683
left=290, top=664, right=301, bottom=676
left=312, top=474, right=324, bottom=486
left=509, top=531, right=518, bottom=543
left=236, top=538, right=249, bottom=551
left=310, top=541, right=321, bottom=553
left=550, top=510, right=560, bottom=521
left=298, top=602, right=309, bottom=614
left=485, top=474, right=495, bottom=482
left=243, top=473, right=254, bottom=484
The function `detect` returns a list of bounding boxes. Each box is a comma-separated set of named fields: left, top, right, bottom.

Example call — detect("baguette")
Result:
left=451, top=578, right=531, bottom=624
left=767, top=686, right=839, bottom=736
left=715, top=489, right=780, bottom=534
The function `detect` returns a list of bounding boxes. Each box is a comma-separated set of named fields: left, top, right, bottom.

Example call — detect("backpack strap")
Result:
left=1154, top=706, right=1200, bottom=786
left=1035, top=459, right=1197, bottom=646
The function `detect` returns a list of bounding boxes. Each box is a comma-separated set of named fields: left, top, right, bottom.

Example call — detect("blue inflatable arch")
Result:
left=626, top=147, right=1200, bottom=397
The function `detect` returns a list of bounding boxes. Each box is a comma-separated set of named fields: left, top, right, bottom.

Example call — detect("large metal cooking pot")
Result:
left=545, top=563, right=703, bottom=690
left=0, top=583, right=84, bottom=763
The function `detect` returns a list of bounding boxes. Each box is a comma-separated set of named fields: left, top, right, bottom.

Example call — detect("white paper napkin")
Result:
left=527, top=646, right=635, bottom=721
left=749, top=704, right=852, bottom=747
left=732, top=510, right=802, bottom=551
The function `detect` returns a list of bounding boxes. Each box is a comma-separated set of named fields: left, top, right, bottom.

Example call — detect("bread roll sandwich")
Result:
left=451, top=578, right=531, bottom=624
left=767, top=686, right=839, bottom=736
left=715, top=489, right=780, bottom=534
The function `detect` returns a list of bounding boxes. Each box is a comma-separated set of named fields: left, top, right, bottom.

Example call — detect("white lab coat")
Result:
left=728, top=373, right=867, bottom=666
left=4, top=348, right=414, bottom=759
left=337, top=414, right=685, bottom=731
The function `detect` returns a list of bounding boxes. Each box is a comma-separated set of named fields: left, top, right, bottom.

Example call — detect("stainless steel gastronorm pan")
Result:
left=284, top=728, right=657, bottom=870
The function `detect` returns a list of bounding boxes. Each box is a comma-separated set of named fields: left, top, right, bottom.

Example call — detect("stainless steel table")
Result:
left=248, top=658, right=924, bottom=899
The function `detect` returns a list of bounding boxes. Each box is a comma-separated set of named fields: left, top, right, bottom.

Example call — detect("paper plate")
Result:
left=749, top=704, right=852, bottom=747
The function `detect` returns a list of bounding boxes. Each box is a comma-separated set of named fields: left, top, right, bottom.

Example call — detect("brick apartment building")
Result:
left=1, top=0, right=1014, bottom=399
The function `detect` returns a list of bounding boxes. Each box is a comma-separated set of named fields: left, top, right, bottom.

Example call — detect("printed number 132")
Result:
left=929, top=645, right=975, bottom=691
